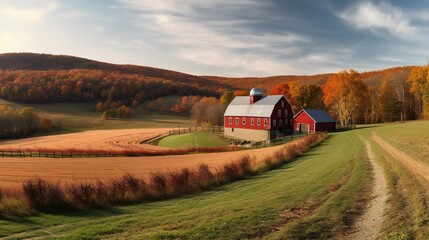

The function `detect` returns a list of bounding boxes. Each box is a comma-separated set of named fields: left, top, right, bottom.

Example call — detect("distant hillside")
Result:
left=205, top=66, right=414, bottom=92
left=0, top=53, right=416, bottom=98
left=0, top=53, right=226, bottom=90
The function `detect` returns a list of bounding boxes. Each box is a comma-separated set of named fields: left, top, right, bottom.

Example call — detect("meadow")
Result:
left=158, top=131, right=229, bottom=148
left=0, top=99, right=193, bottom=133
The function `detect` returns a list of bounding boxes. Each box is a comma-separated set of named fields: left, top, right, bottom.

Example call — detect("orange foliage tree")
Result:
left=407, top=65, right=429, bottom=119
left=323, top=70, right=368, bottom=126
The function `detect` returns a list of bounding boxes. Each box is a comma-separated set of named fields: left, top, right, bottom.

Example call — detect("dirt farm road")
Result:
left=348, top=139, right=388, bottom=240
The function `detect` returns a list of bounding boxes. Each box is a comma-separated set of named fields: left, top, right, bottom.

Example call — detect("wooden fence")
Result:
left=168, top=126, right=224, bottom=135
left=253, top=133, right=309, bottom=148
left=0, top=149, right=131, bottom=158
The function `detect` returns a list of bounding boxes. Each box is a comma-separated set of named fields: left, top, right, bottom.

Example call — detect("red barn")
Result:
left=224, top=88, right=294, bottom=142
left=293, top=109, right=336, bottom=133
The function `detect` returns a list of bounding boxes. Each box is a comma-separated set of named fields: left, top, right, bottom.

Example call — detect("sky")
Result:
left=0, top=0, right=428, bottom=77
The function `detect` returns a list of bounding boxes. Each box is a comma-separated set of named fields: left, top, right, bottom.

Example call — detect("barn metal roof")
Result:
left=296, top=109, right=336, bottom=123
left=224, top=95, right=283, bottom=117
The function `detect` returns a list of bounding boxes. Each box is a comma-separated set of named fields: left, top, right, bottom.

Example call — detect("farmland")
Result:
left=0, top=129, right=369, bottom=239
left=0, top=120, right=429, bottom=238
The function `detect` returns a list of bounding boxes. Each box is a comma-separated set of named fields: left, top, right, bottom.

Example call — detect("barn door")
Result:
left=299, top=124, right=309, bottom=133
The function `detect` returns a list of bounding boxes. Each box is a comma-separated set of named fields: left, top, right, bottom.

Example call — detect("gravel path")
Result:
left=348, top=139, right=387, bottom=240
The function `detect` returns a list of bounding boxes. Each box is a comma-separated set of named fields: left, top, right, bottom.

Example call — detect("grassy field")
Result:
left=158, top=131, right=229, bottom=148
left=0, top=99, right=193, bottom=132
left=364, top=120, right=429, bottom=239
left=0, top=128, right=371, bottom=239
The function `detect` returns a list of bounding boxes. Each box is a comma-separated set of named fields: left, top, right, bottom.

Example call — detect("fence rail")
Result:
left=169, top=126, right=224, bottom=135
left=253, top=133, right=309, bottom=148
left=0, top=149, right=128, bottom=158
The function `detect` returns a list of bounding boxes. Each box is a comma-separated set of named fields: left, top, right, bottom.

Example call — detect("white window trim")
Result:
left=242, top=117, right=246, bottom=125
left=229, top=117, right=232, bottom=124
left=235, top=117, right=239, bottom=124
left=264, top=119, right=268, bottom=126
left=278, top=109, right=281, bottom=117
left=257, top=118, right=261, bottom=126
left=273, top=119, right=277, bottom=127
left=251, top=118, right=254, bottom=125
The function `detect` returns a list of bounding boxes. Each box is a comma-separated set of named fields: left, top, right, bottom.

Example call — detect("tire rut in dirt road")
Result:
left=348, top=140, right=387, bottom=240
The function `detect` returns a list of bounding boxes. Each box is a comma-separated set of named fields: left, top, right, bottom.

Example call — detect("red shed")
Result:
left=224, top=88, right=294, bottom=142
left=293, top=109, right=336, bottom=133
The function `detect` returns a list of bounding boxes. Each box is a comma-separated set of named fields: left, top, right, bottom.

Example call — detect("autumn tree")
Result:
left=220, top=91, right=234, bottom=106
left=407, top=65, right=429, bottom=119
left=289, top=82, right=324, bottom=112
left=269, top=83, right=292, bottom=100
left=323, top=70, right=368, bottom=126
left=378, top=79, right=402, bottom=122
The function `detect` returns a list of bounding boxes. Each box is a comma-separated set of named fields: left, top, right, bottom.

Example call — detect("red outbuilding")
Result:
left=293, top=109, right=336, bottom=133
left=224, top=88, right=294, bottom=142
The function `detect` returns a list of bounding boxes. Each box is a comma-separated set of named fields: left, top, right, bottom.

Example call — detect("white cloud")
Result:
left=0, top=2, right=57, bottom=22
left=58, top=10, right=86, bottom=19
left=116, top=0, right=309, bottom=75
left=338, top=1, right=417, bottom=39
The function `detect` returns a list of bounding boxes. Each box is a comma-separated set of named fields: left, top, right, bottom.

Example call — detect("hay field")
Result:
left=0, top=128, right=169, bottom=151
left=0, top=143, right=285, bottom=189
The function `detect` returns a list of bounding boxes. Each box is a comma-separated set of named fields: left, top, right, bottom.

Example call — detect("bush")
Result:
left=23, top=178, right=70, bottom=212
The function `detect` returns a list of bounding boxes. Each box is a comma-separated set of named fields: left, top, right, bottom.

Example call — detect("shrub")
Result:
left=23, top=178, right=69, bottom=212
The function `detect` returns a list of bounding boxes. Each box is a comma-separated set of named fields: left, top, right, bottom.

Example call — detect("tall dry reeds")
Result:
left=0, top=133, right=327, bottom=216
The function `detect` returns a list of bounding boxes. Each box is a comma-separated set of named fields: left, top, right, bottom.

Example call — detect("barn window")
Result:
left=281, top=101, right=284, bottom=107
left=273, top=119, right=277, bottom=127
left=280, top=119, right=283, bottom=127
left=251, top=118, right=254, bottom=125
left=236, top=117, right=239, bottom=124
left=242, top=118, right=246, bottom=125
left=264, top=119, right=268, bottom=126
left=285, top=110, right=288, bottom=116
left=229, top=117, right=232, bottom=124
left=278, top=109, right=281, bottom=117
left=257, top=118, right=261, bottom=126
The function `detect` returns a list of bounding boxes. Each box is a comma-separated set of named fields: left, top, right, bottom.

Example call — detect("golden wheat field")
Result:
left=0, top=128, right=170, bottom=152
left=0, top=129, right=286, bottom=189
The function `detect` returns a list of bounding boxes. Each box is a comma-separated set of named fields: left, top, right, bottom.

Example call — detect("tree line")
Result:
left=0, top=69, right=219, bottom=117
left=263, top=67, right=425, bottom=126
left=0, top=105, right=52, bottom=139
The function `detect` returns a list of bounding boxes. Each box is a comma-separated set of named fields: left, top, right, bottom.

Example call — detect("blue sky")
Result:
left=0, top=0, right=428, bottom=76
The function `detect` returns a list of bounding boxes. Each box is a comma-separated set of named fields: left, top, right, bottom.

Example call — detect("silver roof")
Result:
left=224, top=95, right=283, bottom=117
left=250, top=87, right=263, bottom=96
left=295, top=109, right=336, bottom=123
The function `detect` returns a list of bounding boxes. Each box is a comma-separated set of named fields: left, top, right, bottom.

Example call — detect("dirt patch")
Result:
left=348, top=140, right=388, bottom=240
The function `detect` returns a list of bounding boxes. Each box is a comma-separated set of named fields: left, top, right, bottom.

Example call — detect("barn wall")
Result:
left=293, top=112, right=315, bottom=133
left=315, top=122, right=336, bottom=132
left=224, top=116, right=270, bottom=130
left=269, top=97, right=294, bottom=131
left=224, top=128, right=269, bottom=142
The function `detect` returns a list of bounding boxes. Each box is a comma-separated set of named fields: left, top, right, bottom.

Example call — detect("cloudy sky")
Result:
left=0, top=0, right=428, bottom=76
